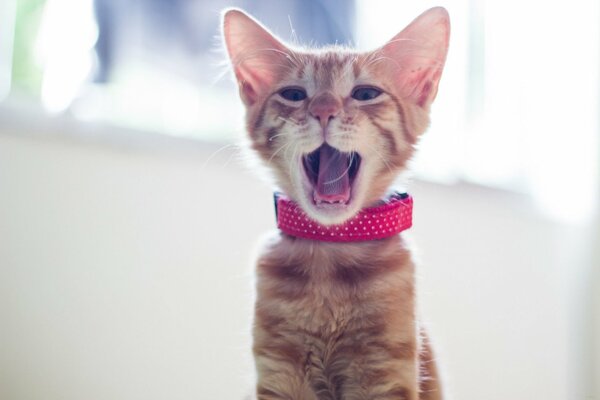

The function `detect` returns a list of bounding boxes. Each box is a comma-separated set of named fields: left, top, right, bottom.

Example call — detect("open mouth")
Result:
left=302, top=144, right=361, bottom=206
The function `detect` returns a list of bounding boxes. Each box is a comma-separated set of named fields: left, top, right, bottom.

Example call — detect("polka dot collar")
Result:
left=274, top=192, right=413, bottom=242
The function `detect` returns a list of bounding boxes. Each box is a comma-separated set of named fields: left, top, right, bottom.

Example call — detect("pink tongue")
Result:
left=316, top=145, right=351, bottom=203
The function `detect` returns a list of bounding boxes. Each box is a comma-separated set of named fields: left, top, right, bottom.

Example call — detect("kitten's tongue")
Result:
left=315, top=144, right=351, bottom=203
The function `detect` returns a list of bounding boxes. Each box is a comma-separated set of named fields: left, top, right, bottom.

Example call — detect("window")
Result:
left=3, top=0, right=598, bottom=222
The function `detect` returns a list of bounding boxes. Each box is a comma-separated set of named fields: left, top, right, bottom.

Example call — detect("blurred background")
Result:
left=0, top=0, right=598, bottom=399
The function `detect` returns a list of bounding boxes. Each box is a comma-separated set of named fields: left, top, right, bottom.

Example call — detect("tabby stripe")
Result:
left=296, top=63, right=305, bottom=79
left=252, top=99, right=269, bottom=137
left=352, top=60, right=361, bottom=79
left=367, top=115, right=398, bottom=156
left=389, top=93, right=414, bottom=144
left=266, top=128, right=278, bottom=148
left=265, top=120, right=285, bottom=148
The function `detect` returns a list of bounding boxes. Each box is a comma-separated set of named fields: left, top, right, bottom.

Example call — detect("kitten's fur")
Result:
left=223, top=8, right=450, bottom=400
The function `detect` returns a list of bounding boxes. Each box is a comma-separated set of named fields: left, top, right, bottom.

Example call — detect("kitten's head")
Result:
left=223, top=8, right=449, bottom=225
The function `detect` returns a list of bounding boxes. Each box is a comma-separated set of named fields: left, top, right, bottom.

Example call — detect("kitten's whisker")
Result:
left=363, top=47, right=445, bottom=72
left=322, top=157, right=354, bottom=185
left=235, top=48, right=292, bottom=60
left=362, top=55, right=402, bottom=69
left=277, top=116, right=300, bottom=126
left=283, top=139, right=295, bottom=161
left=233, top=50, right=298, bottom=72
left=268, top=141, right=293, bottom=163
left=287, top=15, right=299, bottom=45
left=200, top=143, right=241, bottom=170
left=288, top=143, right=300, bottom=182
left=364, top=143, right=396, bottom=174
left=268, top=132, right=289, bottom=142
left=223, top=146, right=241, bottom=168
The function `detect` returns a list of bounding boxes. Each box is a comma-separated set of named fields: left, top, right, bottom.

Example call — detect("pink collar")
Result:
left=274, top=192, right=413, bottom=242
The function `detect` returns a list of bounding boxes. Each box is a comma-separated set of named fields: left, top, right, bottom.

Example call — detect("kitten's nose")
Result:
left=309, top=92, right=342, bottom=129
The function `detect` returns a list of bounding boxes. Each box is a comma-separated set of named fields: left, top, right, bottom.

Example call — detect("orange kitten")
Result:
left=223, top=7, right=450, bottom=400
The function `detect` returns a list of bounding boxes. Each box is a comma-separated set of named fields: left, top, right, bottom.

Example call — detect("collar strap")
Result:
left=274, top=192, right=413, bottom=242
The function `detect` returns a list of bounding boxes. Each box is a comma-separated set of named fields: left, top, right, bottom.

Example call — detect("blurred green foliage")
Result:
left=12, top=0, right=46, bottom=95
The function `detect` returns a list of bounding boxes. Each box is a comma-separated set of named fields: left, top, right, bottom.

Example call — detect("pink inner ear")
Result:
left=417, top=80, right=432, bottom=108
left=223, top=9, right=291, bottom=105
left=380, top=7, right=450, bottom=107
left=235, top=51, right=282, bottom=103
left=238, top=79, right=258, bottom=105
left=404, top=67, right=444, bottom=107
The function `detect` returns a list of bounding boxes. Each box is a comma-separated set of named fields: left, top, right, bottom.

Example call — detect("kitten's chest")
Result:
left=255, top=234, right=415, bottom=337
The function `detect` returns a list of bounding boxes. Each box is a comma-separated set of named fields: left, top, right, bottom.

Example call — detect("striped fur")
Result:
left=252, top=236, right=442, bottom=400
left=223, top=7, right=450, bottom=400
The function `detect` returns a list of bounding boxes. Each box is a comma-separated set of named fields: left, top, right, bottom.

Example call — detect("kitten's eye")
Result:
left=352, top=86, right=382, bottom=101
left=279, top=87, right=307, bottom=102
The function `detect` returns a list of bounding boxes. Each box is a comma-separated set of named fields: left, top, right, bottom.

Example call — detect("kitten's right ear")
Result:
left=222, top=9, right=290, bottom=106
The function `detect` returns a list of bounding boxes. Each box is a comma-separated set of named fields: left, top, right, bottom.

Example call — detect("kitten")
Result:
left=223, top=7, right=450, bottom=400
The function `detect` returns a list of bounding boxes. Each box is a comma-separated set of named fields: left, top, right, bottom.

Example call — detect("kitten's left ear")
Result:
left=381, top=7, right=450, bottom=107
left=222, top=9, right=291, bottom=106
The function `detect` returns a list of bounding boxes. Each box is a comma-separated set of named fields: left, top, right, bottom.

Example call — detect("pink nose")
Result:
left=309, top=92, right=342, bottom=128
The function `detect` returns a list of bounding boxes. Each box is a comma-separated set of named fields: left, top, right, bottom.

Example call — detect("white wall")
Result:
left=594, top=224, right=600, bottom=400
left=594, top=161, right=600, bottom=400
left=0, top=123, right=594, bottom=400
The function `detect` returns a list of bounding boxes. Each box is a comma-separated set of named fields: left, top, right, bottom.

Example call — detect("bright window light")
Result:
left=35, top=0, right=98, bottom=112
left=5, top=0, right=600, bottom=223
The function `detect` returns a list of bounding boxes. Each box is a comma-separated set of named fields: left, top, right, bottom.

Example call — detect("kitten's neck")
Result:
left=274, top=192, right=413, bottom=242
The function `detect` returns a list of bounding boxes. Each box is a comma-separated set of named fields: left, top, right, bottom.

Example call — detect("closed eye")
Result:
left=351, top=86, right=382, bottom=101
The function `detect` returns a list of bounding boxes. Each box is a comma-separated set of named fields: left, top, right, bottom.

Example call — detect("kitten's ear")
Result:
left=380, top=7, right=450, bottom=107
left=222, top=9, right=290, bottom=106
